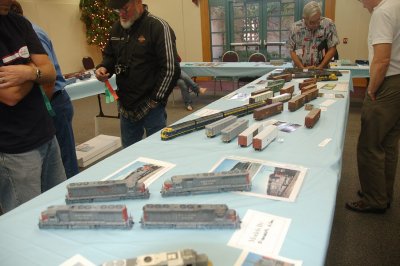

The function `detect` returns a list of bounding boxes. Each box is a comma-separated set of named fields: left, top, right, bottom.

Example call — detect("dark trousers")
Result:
left=51, top=90, right=79, bottom=178
left=357, top=74, right=400, bottom=208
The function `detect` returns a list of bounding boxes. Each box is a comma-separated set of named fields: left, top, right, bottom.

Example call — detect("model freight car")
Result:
left=221, top=119, right=249, bottom=142
left=140, top=204, right=240, bottom=229
left=253, top=125, right=278, bottom=151
left=300, top=83, right=317, bottom=94
left=38, top=204, right=133, bottom=229
left=280, top=84, right=294, bottom=95
left=66, top=176, right=149, bottom=204
left=161, top=170, right=251, bottom=197
left=160, top=101, right=268, bottom=140
left=288, top=94, right=306, bottom=112
left=205, top=115, right=237, bottom=138
left=251, top=87, right=272, bottom=96
left=102, top=249, right=210, bottom=266
left=253, top=102, right=283, bottom=121
left=303, top=88, right=319, bottom=102
left=238, top=122, right=264, bottom=147
left=267, top=93, right=292, bottom=104
left=249, top=90, right=274, bottom=104
left=305, top=108, right=321, bottom=128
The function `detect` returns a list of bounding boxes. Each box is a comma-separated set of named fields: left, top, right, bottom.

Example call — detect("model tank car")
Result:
left=66, top=176, right=149, bottom=204
left=140, top=204, right=240, bottom=229
left=102, top=249, right=210, bottom=266
left=38, top=204, right=133, bottom=229
left=161, top=170, right=251, bottom=197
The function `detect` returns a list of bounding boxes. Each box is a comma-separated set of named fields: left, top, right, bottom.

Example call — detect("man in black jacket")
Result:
left=95, top=0, right=180, bottom=147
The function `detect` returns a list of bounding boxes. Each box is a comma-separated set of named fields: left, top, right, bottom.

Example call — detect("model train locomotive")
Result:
left=65, top=175, right=150, bottom=204
left=160, top=101, right=269, bottom=140
left=38, top=204, right=134, bottom=229
left=102, top=249, right=210, bottom=266
left=161, top=170, right=251, bottom=197
left=140, top=204, right=241, bottom=229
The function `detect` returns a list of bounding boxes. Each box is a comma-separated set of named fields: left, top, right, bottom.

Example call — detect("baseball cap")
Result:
left=108, top=0, right=129, bottom=9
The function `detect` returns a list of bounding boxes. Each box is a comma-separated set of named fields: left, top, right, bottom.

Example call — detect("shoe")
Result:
left=345, top=200, right=386, bottom=214
left=357, top=190, right=391, bottom=208
left=199, top=87, right=207, bottom=95
left=186, top=105, right=193, bottom=111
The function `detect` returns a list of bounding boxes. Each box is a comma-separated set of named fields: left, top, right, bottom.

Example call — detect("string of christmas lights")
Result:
left=79, top=0, right=119, bottom=51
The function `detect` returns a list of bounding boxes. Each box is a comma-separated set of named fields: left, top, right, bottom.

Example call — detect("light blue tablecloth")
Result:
left=0, top=72, right=351, bottom=266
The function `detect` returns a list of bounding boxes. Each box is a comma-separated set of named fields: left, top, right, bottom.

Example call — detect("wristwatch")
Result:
left=35, top=67, right=42, bottom=81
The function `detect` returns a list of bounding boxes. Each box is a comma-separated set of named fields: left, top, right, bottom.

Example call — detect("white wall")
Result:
left=334, top=0, right=371, bottom=61
left=19, top=0, right=371, bottom=73
left=19, top=0, right=202, bottom=74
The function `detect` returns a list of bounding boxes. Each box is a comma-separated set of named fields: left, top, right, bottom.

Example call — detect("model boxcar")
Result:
left=102, top=249, right=210, bottom=266
left=38, top=204, right=133, bottom=229
left=140, top=204, right=240, bottom=229
left=253, top=102, right=283, bottom=121
left=300, top=83, right=317, bottom=94
left=267, top=93, right=292, bottom=104
left=161, top=170, right=251, bottom=197
left=249, top=90, right=273, bottom=104
left=288, top=94, right=306, bottom=112
left=303, top=88, right=319, bottom=102
left=251, top=87, right=272, bottom=96
left=66, top=176, right=149, bottom=204
left=238, top=122, right=264, bottom=147
left=305, top=108, right=321, bottom=128
left=279, top=84, right=294, bottom=95
left=205, top=115, right=237, bottom=138
left=221, top=119, right=249, bottom=142
left=253, top=125, right=278, bottom=151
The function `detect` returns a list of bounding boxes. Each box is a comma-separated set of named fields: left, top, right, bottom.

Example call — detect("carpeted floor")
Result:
left=70, top=80, right=400, bottom=266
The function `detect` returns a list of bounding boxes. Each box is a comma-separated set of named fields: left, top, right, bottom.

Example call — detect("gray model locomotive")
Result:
left=65, top=175, right=150, bottom=204
left=38, top=204, right=134, bottom=229
left=102, top=249, right=210, bottom=266
left=140, top=204, right=240, bottom=229
left=161, top=170, right=251, bottom=197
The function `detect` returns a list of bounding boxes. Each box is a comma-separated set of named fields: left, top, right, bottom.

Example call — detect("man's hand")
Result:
left=0, top=65, right=36, bottom=89
left=95, top=67, right=110, bottom=82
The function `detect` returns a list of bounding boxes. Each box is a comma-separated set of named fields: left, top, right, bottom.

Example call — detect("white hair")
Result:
left=303, top=1, right=322, bottom=19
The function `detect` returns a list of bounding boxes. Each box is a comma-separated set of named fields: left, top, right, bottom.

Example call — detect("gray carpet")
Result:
left=70, top=84, right=400, bottom=266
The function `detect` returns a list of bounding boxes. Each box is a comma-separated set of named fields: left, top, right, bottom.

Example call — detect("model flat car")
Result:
left=161, top=170, right=251, bottom=197
left=38, top=204, right=133, bottom=229
left=140, top=204, right=240, bottom=229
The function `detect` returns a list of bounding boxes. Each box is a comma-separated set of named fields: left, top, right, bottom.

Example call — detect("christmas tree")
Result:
left=79, top=0, right=119, bottom=51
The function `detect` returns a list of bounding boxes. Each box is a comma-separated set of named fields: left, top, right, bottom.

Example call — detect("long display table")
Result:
left=0, top=71, right=352, bottom=266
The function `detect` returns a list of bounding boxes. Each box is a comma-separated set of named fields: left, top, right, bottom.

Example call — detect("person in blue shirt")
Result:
left=11, top=1, right=79, bottom=178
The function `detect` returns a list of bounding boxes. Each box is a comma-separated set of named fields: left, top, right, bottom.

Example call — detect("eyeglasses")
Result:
left=114, top=4, right=131, bottom=14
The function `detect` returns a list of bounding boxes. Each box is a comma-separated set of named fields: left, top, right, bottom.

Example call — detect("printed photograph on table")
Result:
left=210, top=156, right=307, bottom=202
left=234, top=250, right=302, bottom=266
left=101, top=157, right=175, bottom=187
left=273, top=121, right=302, bottom=133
